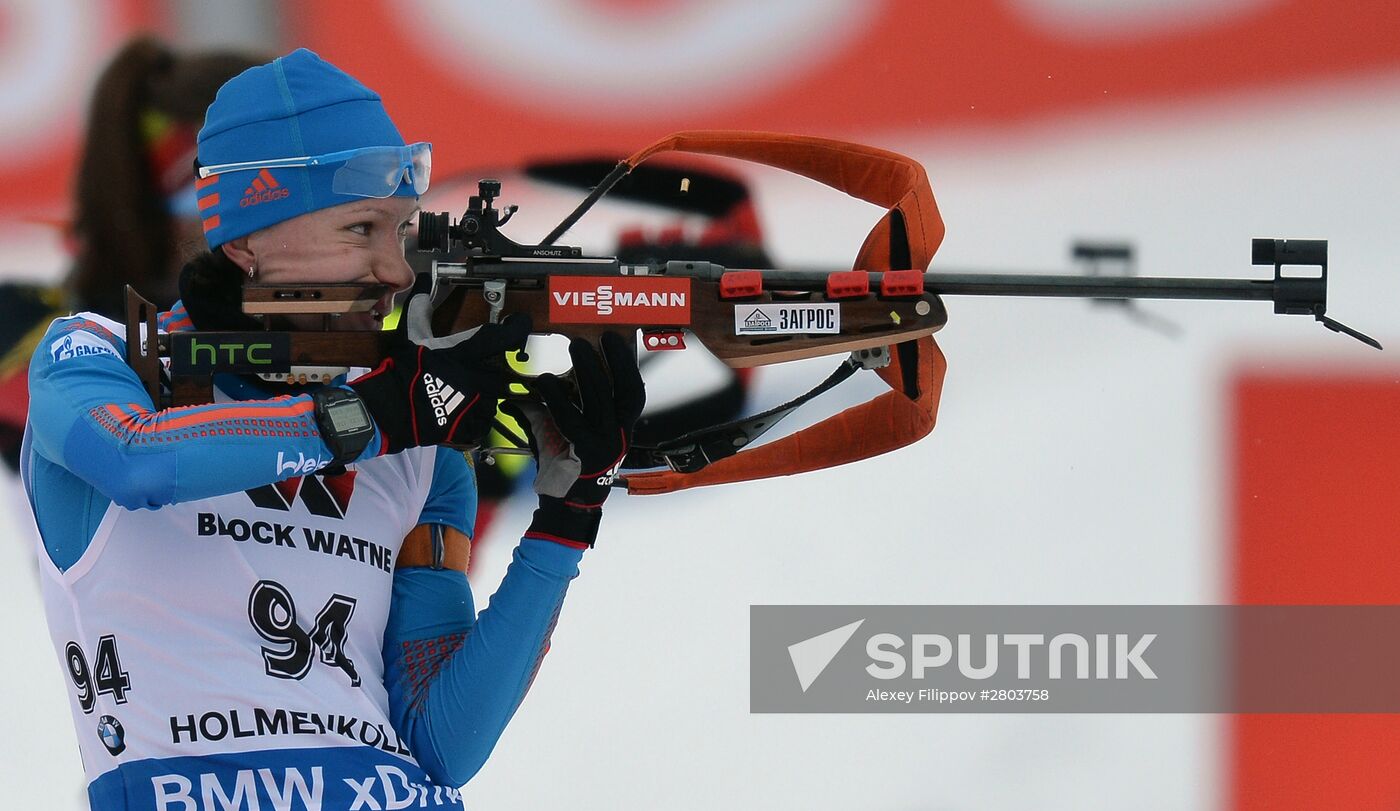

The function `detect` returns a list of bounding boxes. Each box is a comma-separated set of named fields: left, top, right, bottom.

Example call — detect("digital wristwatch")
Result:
left=312, top=387, right=377, bottom=465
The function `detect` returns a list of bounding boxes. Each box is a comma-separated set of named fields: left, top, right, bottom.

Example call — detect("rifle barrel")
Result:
left=742, top=268, right=1281, bottom=303
left=919, top=272, right=1275, bottom=302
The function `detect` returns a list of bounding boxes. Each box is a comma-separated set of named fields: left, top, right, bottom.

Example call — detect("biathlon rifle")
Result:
left=124, top=131, right=1379, bottom=496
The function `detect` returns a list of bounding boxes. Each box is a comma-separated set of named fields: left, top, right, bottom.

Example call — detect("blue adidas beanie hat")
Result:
left=195, top=48, right=416, bottom=248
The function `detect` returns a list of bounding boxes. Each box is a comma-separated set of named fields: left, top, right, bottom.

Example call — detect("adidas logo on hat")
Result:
left=240, top=169, right=290, bottom=207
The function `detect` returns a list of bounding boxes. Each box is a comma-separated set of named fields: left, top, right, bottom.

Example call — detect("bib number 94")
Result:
left=64, top=635, right=131, bottom=713
left=247, top=580, right=361, bottom=687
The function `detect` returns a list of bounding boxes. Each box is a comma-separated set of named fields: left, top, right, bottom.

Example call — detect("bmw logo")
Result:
left=96, top=715, right=125, bottom=756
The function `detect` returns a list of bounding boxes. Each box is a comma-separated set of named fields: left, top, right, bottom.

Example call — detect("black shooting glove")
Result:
left=349, top=294, right=531, bottom=454
left=506, top=332, right=645, bottom=548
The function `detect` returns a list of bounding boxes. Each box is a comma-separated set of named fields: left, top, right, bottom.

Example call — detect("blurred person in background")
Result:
left=0, top=36, right=261, bottom=474
left=21, top=48, right=641, bottom=808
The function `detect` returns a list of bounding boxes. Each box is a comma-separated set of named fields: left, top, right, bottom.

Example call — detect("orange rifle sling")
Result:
left=619, top=132, right=949, bottom=495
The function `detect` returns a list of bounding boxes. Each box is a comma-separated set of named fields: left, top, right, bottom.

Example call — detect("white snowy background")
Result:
left=2, top=3, right=1398, bottom=809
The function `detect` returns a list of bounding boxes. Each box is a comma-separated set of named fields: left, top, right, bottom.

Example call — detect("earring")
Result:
left=248, top=266, right=257, bottom=279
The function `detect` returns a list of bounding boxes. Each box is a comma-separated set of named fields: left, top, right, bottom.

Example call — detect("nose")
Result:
left=373, top=238, right=415, bottom=293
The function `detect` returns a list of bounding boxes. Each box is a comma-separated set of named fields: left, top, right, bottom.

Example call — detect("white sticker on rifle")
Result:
left=734, top=304, right=840, bottom=335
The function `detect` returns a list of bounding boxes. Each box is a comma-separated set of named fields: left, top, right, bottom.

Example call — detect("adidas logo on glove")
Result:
left=423, top=373, right=466, bottom=426
left=596, top=458, right=623, bottom=487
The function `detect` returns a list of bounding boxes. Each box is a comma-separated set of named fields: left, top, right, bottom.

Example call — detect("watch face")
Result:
left=327, top=399, right=372, bottom=433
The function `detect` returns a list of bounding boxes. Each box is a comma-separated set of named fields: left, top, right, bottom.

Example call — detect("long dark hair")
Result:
left=68, top=37, right=260, bottom=318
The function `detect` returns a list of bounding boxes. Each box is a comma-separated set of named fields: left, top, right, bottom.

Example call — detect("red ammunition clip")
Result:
left=880, top=269, right=925, bottom=298
left=826, top=271, right=870, bottom=299
left=720, top=270, right=764, bottom=299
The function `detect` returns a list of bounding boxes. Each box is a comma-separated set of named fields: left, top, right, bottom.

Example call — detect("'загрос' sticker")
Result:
left=734, top=303, right=840, bottom=335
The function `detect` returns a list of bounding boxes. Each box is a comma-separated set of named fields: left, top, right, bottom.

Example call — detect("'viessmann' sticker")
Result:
left=734, top=303, right=840, bottom=335
left=549, top=276, right=692, bottom=325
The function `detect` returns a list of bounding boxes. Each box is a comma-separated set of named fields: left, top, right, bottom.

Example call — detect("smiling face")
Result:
left=220, top=197, right=420, bottom=330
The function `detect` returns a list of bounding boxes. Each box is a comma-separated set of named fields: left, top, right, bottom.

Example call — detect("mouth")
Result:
left=341, top=293, right=395, bottom=331
left=370, top=292, right=395, bottom=325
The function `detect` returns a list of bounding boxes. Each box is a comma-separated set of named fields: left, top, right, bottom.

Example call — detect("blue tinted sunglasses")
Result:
left=197, top=142, right=432, bottom=198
